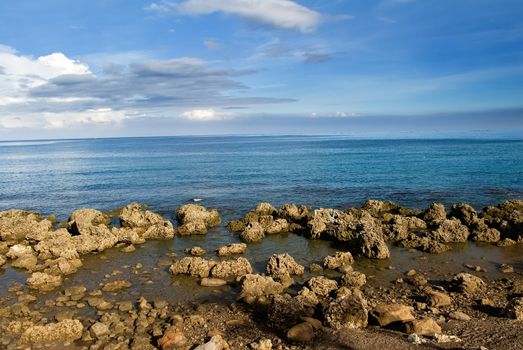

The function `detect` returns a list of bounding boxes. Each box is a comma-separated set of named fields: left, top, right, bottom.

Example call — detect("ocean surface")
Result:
left=1, top=135, right=523, bottom=302
left=1, top=136, right=522, bottom=219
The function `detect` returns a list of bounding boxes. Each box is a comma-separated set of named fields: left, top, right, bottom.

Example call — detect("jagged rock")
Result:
left=267, top=293, right=312, bottom=331
left=399, top=233, right=451, bottom=254
left=45, top=257, right=82, bottom=275
left=176, top=204, right=221, bottom=235
left=265, top=218, right=290, bottom=234
left=27, top=272, right=62, bottom=292
left=370, top=304, right=415, bottom=326
left=112, top=227, right=146, bottom=245
left=120, top=203, right=175, bottom=239
left=6, top=244, right=34, bottom=259
left=34, top=229, right=79, bottom=260
left=323, top=251, right=354, bottom=270
left=296, top=287, right=320, bottom=307
left=226, top=220, right=245, bottom=233
left=287, top=322, right=314, bottom=342
left=11, top=254, right=37, bottom=271
left=210, top=257, right=253, bottom=279
left=102, top=280, right=132, bottom=292
left=240, top=222, right=265, bottom=243
left=279, top=204, right=312, bottom=225
left=20, top=319, right=83, bottom=344
left=426, top=290, right=451, bottom=307
left=504, top=297, right=523, bottom=320
left=324, top=290, right=368, bottom=329
left=0, top=209, right=52, bottom=244
left=239, top=274, right=284, bottom=304
left=432, top=218, right=469, bottom=243
left=266, top=253, right=304, bottom=281
left=450, top=273, right=486, bottom=294
left=71, top=227, right=118, bottom=254
left=385, top=215, right=427, bottom=241
left=498, top=238, right=517, bottom=246
left=470, top=219, right=501, bottom=242
left=362, top=200, right=401, bottom=217
left=250, top=338, right=273, bottom=350
left=307, top=276, right=338, bottom=297
left=169, top=257, right=217, bottom=278
left=341, top=271, right=367, bottom=288
left=357, top=219, right=390, bottom=259
left=449, top=204, right=478, bottom=226
left=255, top=202, right=278, bottom=216
left=308, top=208, right=357, bottom=239
left=68, top=208, right=110, bottom=235
left=158, top=330, right=188, bottom=349
left=216, top=243, right=247, bottom=256
left=421, top=203, right=447, bottom=226
left=90, top=322, right=110, bottom=338
left=481, top=200, right=523, bottom=239
left=184, top=246, right=206, bottom=256
left=405, top=318, right=442, bottom=336
left=0, top=254, right=6, bottom=267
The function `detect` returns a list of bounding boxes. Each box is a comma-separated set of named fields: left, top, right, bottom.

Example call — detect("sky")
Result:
left=0, top=0, right=522, bottom=140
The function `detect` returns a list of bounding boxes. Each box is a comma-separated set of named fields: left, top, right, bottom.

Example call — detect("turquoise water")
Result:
left=0, top=136, right=522, bottom=218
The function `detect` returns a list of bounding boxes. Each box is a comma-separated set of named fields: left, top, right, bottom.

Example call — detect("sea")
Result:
left=1, top=135, right=522, bottom=302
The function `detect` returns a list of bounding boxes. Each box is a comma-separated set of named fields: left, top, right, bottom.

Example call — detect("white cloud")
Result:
left=182, top=109, right=232, bottom=121
left=173, top=0, right=322, bottom=32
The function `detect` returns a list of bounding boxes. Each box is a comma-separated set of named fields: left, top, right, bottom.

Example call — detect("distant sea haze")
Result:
left=0, top=136, right=522, bottom=219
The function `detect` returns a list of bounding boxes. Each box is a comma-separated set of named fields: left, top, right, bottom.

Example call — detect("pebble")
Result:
left=449, top=311, right=471, bottom=321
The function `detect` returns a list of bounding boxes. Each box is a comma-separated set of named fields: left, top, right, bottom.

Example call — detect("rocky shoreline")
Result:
left=0, top=200, right=522, bottom=349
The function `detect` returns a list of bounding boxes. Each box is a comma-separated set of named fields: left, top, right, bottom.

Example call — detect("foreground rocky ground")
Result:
left=0, top=200, right=522, bottom=349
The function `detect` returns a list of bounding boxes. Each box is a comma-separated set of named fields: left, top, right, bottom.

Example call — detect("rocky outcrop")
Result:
left=279, top=203, right=312, bottom=227
left=265, top=253, right=304, bottom=281
left=239, top=274, right=284, bottom=304
left=341, top=271, right=367, bottom=288
left=449, top=203, right=478, bottom=226
left=175, top=204, right=221, bottom=235
left=169, top=257, right=217, bottom=278
left=307, top=276, right=338, bottom=297
left=421, top=203, right=447, bottom=226
left=184, top=246, right=206, bottom=256
left=431, top=218, right=469, bottom=243
left=0, top=209, right=52, bottom=244
left=384, top=215, right=427, bottom=242
left=210, top=257, right=253, bottom=279
left=216, top=243, right=247, bottom=256
left=357, top=218, right=390, bottom=259
left=308, top=208, right=358, bottom=240
left=240, top=222, right=265, bottom=243
left=481, top=200, right=523, bottom=240
left=255, top=202, right=278, bottom=216
left=120, top=203, right=175, bottom=239
left=323, top=251, right=354, bottom=270
left=34, top=229, right=79, bottom=260
left=362, top=200, right=401, bottom=218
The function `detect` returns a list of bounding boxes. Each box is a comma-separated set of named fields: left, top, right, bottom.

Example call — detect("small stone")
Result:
left=200, top=278, right=227, bottom=287
left=370, top=304, right=415, bottom=326
left=286, top=322, right=314, bottom=342
left=449, top=311, right=471, bottom=321
left=427, top=290, right=451, bottom=307
left=500, top=264, right=514, bottom=273
left=193, top=334, right=228, bottom=350
left=90, top=322, right=110, bottom=338
left=406, top=318, right=442, bottom=336
left=158, top=330, right=187, bottom=349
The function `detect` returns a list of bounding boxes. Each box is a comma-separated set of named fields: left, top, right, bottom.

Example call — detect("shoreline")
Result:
left=1, top=200, right=522, bottom=349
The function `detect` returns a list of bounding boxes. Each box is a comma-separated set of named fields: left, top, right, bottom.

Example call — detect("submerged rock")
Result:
left=27, top=272, right=62, bottom=292
left=200, top=277, right=227, bottom=287
left=176, top=204, right=221, bottom=235
left=184, top=246, right=206, bottom=256
left=102, top=280, right=132, bottom=292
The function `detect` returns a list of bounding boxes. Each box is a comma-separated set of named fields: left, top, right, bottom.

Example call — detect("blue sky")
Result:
left=0, top=0, right=522, bottom=139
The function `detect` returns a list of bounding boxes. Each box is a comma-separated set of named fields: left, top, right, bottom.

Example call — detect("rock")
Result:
left=432, top=219, right=469, bottom=243
left=267, top=293, right=312, bottom=331
left=449, top=203, right=478, bottom=226
left=427, top=290, right=451, bottom=307
left=279, top=204, right=312, bottom=226
left=341, top=271, right=367, bottom=288
left=200, top=278, right=227, bottom=287
left=385, top=215, right=427, bottom=241
left=309, top=263, right=323, bottom=273
left=505, top=297, right=523, bottom=320
left=362, top=200, right=401, bottom=217
left=500, top=264, right=514, bottom=273
left=90, top=322, right=110, bottom=338
left=11, top=254, right=38, bottom=271
left=27, top=272, right=62, bottom=292
left=421, top=203, right=447, bottom=225
left=451, top=273, right=486, bottom=294
left=370, top=304, right=415, bottom=326
left=34, top=229, right=79, bottom=260
left=250, top=338, right=273, bottom=350
left=449, top=311, right=471, bottom=321
left=470, top=219, right=501, bottom=242
left=481, top=200, right=523, bottom=239
left=176, top=204, right=221, bottom=235
left=406, top=318, right=442, bottom=336
left=216, top=243, right=247, bottom=256
left=497, top=238, right=517, bottom=246
left=7, top=244, right=34, bottom=259
left=210, top=257, right=253, bottom=279
left=20, top=319, right=83, bottom=344
left=323, top=251, right=354, bottom=270
left=226, top=220, right=246, bottom=233
left=307, top=276, right=338, bottom=297
left=0, top=254, right=6, bottom=267
left=239, top=274, right=284, bottom=304
left=120, top=203, right=175, bottom=239
left=254, top=202, right=278, bottom=216
left=194, top=335, right=228, bottom=350
left=308, top=208, right=358, bottom=239
left=102, top=280, right=132, bottom=292
left=265, top=218, right=290, bottom=234
left=0, top=209, right=52, bottom=244
left=240, top=222, right=265, bottom=243
left=287, top=322, right=314, bottom=342
left=158, top=330, right=187, bottom=349
left=185, top=246, right=206, bottom=256
left=324, top=290, right=369, bottom=329
left=121, top=244, right=136, bottom=253
left=357, top=220, right=390, bottom=259
left=265, top=253, right=304, bottom=281
left=169, top=257, right=217, bottom=278
left=68, top=208, right=110, bottom=234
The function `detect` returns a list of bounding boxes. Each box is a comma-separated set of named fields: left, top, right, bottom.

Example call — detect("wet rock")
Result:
left=449, top=203, right=478, bottom=226
left=287, top=322, right=314, bottom=342
left=11, top=254, right=38, bottom=271
left=265, top=253, right=304, bottom=281
left=176, top=204, right=221, bottom=235
left=112, top=227, right=145, bottom=245
left=194, top=335, right=229, bottom=350
left=226, top=220, right=245, bottom=233
left=385, top=215, right=427, bottom=241
left=255, top=202, right=278, bottom=216
left=426, top=290, right=451, bottom=307
left=500, top=264, right=514, bottom=273
left=102, top=280, right=132, bottom=292
left=421, top=203, right=447, bottom=225
left=216, top=243, right=247, bottom=256
left=240, top=222, right=265, bottom=243
left=324, top=290, right=368, bottom=329
left=470, top=219, right=501, bottom=242
left=362, top=200, right=401, bottom=218
left=307, top=276, right=338, bottom=297
left=210, top=257, right=253, bottom=279
left=504, top=297, right=523, bottom=320
left=449, top=311, right=471, bottom=321
left=158, top=329, right=187, bottom=349
left=27, top=272, right=62, bottom=292
left=185, top=246, right=206, bottom=256
left=169, top=257, right=217, bottom=278
left=432, top=218, right=469, bottom=243
left=265, top=218, right=290, bottom=234
left=200, top=278, right=227, bottom=287
left=370, top=303, right=415, bottom=326
left=34, top=229, right=79, bottom=260
left=0, top=254, right=6, bottom=267
left=120, top=203, right=175, bottom=239
left=405, top=317, right=442, bottom=336
left=341, top=271, right=367, bottom=288
left=323, top=251, right=354, bottom=270
left=279, top=203, right=312, bottom=226
left=71, top=226, right=118, bottom=254
left=90, top=322, right=110, bottom=338
left=399, top=233, right=451, bottom=254
left=450, top=273, right=486, bottom=294
left=0, top=209, right=52, bottom=244
left=6, top=244, right=34, bottom=259
left=20, top=319, right=83, bottom=344
left=121, top=244, right=136, bottom=253
left=497, top=238, right=517, bottom=246
left=309, top=263, right=323, bottom=273
left=239, top=274, right=284, bottom=304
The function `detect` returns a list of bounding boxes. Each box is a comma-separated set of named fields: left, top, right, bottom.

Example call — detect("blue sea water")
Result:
left=0, top=136, right=522, bottom=219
